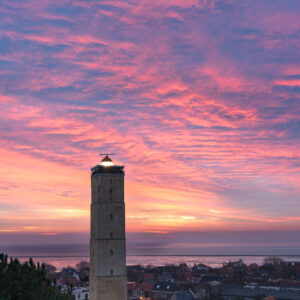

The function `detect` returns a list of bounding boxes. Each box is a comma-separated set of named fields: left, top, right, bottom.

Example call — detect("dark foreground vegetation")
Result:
left=0, top=253, right=72, bottom=300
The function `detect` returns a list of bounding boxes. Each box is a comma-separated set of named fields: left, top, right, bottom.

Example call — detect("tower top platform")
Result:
left=91, top=165, right=124, bottom=176
left=91, top=155, right=124, bottom=175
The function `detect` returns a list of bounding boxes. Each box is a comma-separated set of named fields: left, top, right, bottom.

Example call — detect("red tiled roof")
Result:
left=183, top=272, right=193, bottom=280
left=142, top=273, right=154, bottom=280
left=140, top=283, right=153, bottom=292
left=127, top=282, right=138, bottom=291
left=59, top=278, right=79, bottom=286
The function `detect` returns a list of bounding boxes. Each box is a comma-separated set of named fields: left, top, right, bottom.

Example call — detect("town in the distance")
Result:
left=32, top=257, right=300, bottom=300
left=33, top=255, right=300, bottom=300
left=2, top=254, right=300, bottom=300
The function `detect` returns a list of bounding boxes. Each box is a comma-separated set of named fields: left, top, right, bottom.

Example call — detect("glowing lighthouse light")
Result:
left=100, top=155, right=114, bottom=167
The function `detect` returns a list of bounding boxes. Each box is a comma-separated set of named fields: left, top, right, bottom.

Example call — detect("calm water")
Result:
left=10, top=255, right=300, bottom=271
left=3, top=244, right=300, bottom=270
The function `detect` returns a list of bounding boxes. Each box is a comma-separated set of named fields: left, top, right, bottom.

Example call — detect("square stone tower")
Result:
left=90, top=155, right=127, bottom=300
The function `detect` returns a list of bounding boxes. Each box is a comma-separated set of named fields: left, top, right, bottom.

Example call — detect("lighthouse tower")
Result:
left=90, top=155, right=127, bottom=300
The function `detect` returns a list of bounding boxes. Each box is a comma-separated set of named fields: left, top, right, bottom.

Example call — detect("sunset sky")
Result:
left=0, top=0, right=299, bottom=254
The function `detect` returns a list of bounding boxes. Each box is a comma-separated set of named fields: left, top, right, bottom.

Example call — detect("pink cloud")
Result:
left=0, top=0, right=299, bottom=240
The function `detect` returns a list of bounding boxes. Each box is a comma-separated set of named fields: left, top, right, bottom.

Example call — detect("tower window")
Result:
left=110, top=233, right=113, bottom=239
left=110, top=269, right=114, bottom=275
left=110, top=179, right=112, bottom=185
left=110, top=214, right=113, bottom=221
left=110, top=249, right=114, bottom=256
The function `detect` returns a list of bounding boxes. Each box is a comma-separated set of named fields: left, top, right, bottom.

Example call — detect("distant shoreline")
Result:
left=5, top=254, right=300, bottom=270
left=7, top=254, right=300, bottom=258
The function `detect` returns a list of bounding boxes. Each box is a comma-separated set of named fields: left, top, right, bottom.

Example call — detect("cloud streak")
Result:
left=0, top=0, right=299, bottom=247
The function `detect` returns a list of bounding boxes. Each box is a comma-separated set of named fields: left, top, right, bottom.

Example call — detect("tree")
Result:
left=43, top=263, right=57, bottom=279
left=75, top=261, right=89, bottom=275
left=44, top=263, right=56, bottom=274
left=0, top=253, right=72, bottom=300
left=76, top=261, right=89, bottom=283
left=146, top=264, right=153, bottom=270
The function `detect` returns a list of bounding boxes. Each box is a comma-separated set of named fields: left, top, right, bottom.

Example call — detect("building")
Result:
left=149, top=282, right=181, bottom=300
left=139, top=272, right=155, bottom=284
left=61, top=267, right=79, bottom=281
left=89, top=155, right=127, bottom=300
left=195, top=283, right=300, bottom=300
left=59, top=267, right=80, bottom=286
left=72, top=288, right=89, bottom=300
left=127, top=282, right=153, bottom=299
left=170, top=290, right=197, bottom=300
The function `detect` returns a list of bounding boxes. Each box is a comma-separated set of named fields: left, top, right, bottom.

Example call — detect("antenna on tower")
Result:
left=99, top=153, right=116, bottom=156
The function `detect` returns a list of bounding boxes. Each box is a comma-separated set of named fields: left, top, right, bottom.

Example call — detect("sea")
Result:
left=5, top=255, right=300, bottom=271
left=1, top=244, right=300, bottom=270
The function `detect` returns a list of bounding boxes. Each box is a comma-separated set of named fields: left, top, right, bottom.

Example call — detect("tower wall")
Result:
left=90, top=166, right=127, bottom=300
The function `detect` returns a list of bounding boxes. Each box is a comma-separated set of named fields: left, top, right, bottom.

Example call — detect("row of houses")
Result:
left=50, top=259, right=300, bottom=300
left=128, top=281, right=300, bottom=300
left=126, top=260, right=300, bottom=300
left=71, top=282, right=300, bottom=300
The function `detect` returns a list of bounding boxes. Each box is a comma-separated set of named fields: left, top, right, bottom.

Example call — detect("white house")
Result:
left=72, top=288, right=89, bottom=300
